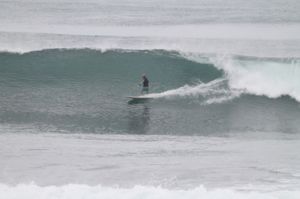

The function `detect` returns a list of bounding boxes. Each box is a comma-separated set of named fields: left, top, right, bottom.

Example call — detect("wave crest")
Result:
left=181, top=53, right=300, bottom=103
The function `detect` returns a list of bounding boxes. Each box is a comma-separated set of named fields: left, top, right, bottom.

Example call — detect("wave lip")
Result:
left=215, top=56, right=300, bottom=102
left=182, top=53, right=300, bottom=103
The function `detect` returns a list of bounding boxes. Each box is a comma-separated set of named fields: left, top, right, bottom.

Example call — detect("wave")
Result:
left=121, top=51, right=300, bottom=103
left=217, top=56, right=300, bottom=102
left=0, top=48, right=299, bottom=104
left=0, top=183, right=298, bottom=199
left=184, top=53, right=300, bottom=102
left=0, top=48, right=300, bottom=134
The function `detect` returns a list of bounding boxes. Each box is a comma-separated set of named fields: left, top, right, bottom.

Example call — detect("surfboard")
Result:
left=127, top=96, right=153, bottom=100
left=127, top=95, right=152, bottom=104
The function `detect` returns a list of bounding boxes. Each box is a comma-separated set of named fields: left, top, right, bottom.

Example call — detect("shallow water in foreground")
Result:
left=1, top=133, right=300, bottom=191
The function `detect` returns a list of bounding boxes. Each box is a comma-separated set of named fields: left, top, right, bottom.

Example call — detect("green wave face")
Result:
left=0, top=49, right=221, bottom=89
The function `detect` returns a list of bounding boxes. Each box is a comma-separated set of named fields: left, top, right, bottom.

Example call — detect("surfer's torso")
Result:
left=142, top=77, right=149, bottom=87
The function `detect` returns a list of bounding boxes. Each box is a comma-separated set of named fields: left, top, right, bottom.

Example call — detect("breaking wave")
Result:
left=0, top=48, right=299, bottom=103
left=0, top=183, right=299, bottom=199
left=0, top=48, right=300, bottom=134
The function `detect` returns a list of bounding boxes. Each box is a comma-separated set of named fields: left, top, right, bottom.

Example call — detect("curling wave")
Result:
left=0, top=49, right=300, bottom=135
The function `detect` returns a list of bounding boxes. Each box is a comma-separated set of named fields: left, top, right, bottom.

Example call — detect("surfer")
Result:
left=141, top=74, right=149, bottom=94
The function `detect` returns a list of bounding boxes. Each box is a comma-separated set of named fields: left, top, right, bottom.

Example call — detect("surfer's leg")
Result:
left=144, top=87, right=149, bottom=94
left=141, top=87, right=149, bottom=94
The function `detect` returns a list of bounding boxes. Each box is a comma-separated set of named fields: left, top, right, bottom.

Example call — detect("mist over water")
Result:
left=1, top=0, right=300, bottom=198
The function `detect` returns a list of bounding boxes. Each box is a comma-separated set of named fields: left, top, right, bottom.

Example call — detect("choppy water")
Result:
left=0, top=0, right=300, bottom=198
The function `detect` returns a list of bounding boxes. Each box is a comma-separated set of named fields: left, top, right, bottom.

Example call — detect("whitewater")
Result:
left=1, top=0, right=300, bottom=199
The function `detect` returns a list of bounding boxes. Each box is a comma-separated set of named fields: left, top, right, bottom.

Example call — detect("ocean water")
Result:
left=0, top=0, right=300, bottom=198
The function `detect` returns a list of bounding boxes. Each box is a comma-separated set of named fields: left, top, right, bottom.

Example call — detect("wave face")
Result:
left=0, top=49, right=299, bottom=135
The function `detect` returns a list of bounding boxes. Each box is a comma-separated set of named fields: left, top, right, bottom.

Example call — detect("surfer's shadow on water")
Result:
left=127, top=104, right=151, bottom=134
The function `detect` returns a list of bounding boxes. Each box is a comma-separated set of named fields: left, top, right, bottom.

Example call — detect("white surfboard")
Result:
left=127, top=95, right=153, bottom=100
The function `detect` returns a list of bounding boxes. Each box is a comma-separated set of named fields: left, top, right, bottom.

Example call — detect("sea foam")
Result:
left=168, top=53, right=300, bottom=103
left=144, top=54, right=300, bottom=103
left=0, top=183, right=299, bottom=199
left=146, top=78, right=241, bottom=104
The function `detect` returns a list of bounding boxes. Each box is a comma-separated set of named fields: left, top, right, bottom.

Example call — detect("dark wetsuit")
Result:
left=143, top=77, right=149, bottom=88
left=141, top=77, right=149, bottom=94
